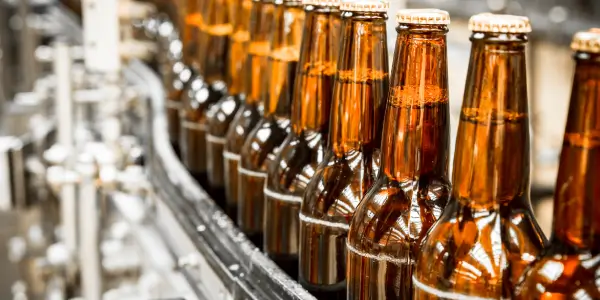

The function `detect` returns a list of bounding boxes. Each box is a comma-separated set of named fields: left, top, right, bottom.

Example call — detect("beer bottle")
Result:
left=412, top=13, right=547, bottom=299
left=514, top=29, right=600, bottom=300
left=263, top=0, right=340, bottom=278
left=205, top=0, right=252, bottom=214
left=238, top=0, right=304, bottom=245
left=298, top=0, right=390, bottom=298
left=346, top=9, right=451, bottom=300
left=165, top=0, right=200, bottom=154
left=180, top=0, right=230, bottom=190
left=223, top=0, right=275, bottom=223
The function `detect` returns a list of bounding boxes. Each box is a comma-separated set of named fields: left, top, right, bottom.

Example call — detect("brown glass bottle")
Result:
left=514, top=29, right=600, bottom=300
left=346, top=9, right=451, bottom=300
left=238, top=0, right=304, bottom=246
left=165, top=0, right=200, bottom=155
left=180, top=0, right=230, bottom=191
left=263, top=0, right=341, bottom=279
left=205, top=0, right=252, bottom=215
left=412, top=14, right=547, bottom=299
left=298, top=2, right=390, bottom=299
left=223, top=0, right=274, bottom=224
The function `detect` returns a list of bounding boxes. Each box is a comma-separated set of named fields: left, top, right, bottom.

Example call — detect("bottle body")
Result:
left=224, top=0, right=274, bottom=222
left=263, top=5, right=340, bottom=279
left=181, top=0, right=230, bottom=190
left=205, top=0, right=252, bottom=209
left=166, top=62, right=193, bottom=155
left=413, top=29, right=546, bottom=299
left=237, top=1, right=304, bottom=244
left=347, top=21, right=451, bottom=300
left=299, top=11, right=389, bottom=299
left=514, top=50, right=600, bottom=300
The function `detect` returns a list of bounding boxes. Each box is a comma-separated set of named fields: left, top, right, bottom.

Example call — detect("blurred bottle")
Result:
left=205, top=0, right=252, bottom=215
left=514, top=29, right=600, bottom=300
left=412, top=13, right=547, bottom=299
left=263, top=0, right=340, bottom=278
left=224, top=0, right=275, bottom=225
left=165, top=0, right=200, bottom=154
left=347, top=9, right=451, bottom=300
left=298, top=1, right=390, bottom=298
left=238, top=0, right=304, bottom=245
left=180, top=0, right=230, bottom=190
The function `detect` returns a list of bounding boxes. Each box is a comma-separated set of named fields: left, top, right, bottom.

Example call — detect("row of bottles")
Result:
left=162, top=0, right=600, bottom=298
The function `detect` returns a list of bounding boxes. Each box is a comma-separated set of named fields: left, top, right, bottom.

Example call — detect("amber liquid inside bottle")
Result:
left=263, top=4, right=340, bottom=279
left=238, top=1, right=304, bottom=246
left=180, top=0, right=229, bottom=191
left=514, top=52, right=600, bottom=300
left=205, top=0, right=251, bottom=213
left=413, top=32, right=547, bottom=299
left=346, top=23, right=451, bottom=300
left=224, top=0, right=274, bottom=226
left=299, top=11, right=389, bottom=300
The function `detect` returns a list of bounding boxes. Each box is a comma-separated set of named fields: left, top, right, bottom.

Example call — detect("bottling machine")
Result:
left=0, top=0, right=597, bottom=299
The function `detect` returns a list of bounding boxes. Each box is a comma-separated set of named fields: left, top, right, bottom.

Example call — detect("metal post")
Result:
left=78, top=158, right=102, bottom=300
left=53, top=41, right=78, bottom=255
left=18, top=0, right=38, bottom=92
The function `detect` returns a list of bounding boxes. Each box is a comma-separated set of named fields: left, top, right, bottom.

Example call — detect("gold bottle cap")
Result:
left=571, top=29, right=600, bottom=53
left=396, top=9, right=450, bottom=25
left=468, top=13, right=531, bottom=33
left=303, top=0, right=340, bottom=7
left=340, top=0, right=388, bottom=12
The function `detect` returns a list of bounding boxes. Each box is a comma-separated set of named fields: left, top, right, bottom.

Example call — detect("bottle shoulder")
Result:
left=207, top=94, right=243, bottom=133
left=240, top=117, right=291, bottom=170
left=300, top=150, right=378, bottom=221
left=348, top=177, right=450, bottom=252
left=224, top=104, right=262, bottom=151
left=413, top=200, right=546, bottom=298
left=265, top=131, right=327, bottom=193
left=515, top=254, right=600, bottom=299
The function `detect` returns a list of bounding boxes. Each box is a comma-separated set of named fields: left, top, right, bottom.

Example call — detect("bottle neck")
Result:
left=382, top=24, right=450, bottom=181
left=199, top=0, right=231, bottom=84
left=551, top=53, right=600, bottom=253
left=244, top=0, right=275, bottom=106
left=264, top=1, right=304, bottom=118
left=226, top=0, right=252, bottom=95
left=452, top=33, right=531, bottom=209
left=328, top=11, right=389, bottom=154
left=291, top=5, right=340, bottom=133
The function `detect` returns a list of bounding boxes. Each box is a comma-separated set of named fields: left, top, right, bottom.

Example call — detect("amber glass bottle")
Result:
left=165, top=0, right=200, bottom=154
left=412, top=14, right=547, bottom=299
left=514, top=29, right=600, bottom=300
left=298, top=1, right=389, bottom=298
left=238, top=0, right=305, bottom=245
left=223, top=0, right=275, bottom=223
left=263, top=0, right=340, bottom=279
left=205, top=0, right=252, bottom=213
left=180, top=0, right=230, bottom=190
left=346, top=9, right=451, bottom=300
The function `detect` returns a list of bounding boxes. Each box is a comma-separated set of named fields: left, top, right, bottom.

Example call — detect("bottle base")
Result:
left=299, top=277, right=346, bottom=300
left=207, top=185, right=227, bottom=211
left=225, top=206, right=238, bottom=223
left=268, top=253, right=298, bottom=280
left=190, top=171, right=209, bottom=192
left=171, top=141, right=181, bottom=159
left=244, top=232, right=263, bottom=249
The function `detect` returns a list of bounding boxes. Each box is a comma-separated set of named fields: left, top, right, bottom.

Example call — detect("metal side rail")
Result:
left=126, top=60, right=316, bottom=300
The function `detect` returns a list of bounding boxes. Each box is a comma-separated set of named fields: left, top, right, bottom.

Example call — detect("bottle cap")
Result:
left=571, top=29, right=600, bottom=53
left=396, top=9, right=450, bottom=25
left=468, top=13, right=531, bottom=33
left=303, top=0, right=340, bottom=7
left=340, top=0, right=388, bottom=12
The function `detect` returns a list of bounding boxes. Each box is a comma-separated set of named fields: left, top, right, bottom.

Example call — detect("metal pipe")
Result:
left=53, top=41, right=78, bottom=254
left=78, top=159, right=103, bottom=300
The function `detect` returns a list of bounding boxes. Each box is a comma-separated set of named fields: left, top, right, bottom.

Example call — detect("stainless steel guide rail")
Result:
left=126, top=60, right=316, bottom=300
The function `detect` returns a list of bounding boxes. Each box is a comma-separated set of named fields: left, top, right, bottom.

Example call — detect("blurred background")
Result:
left=0, top=0, right=598, bottom=298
